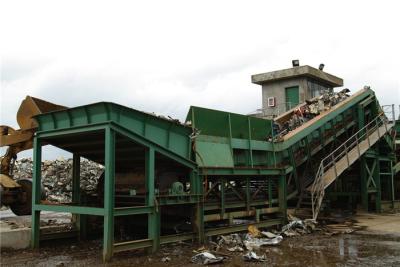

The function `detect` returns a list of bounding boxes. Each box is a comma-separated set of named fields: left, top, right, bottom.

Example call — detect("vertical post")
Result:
left=375, top=157, right=381, bottom=212
left=278, top=175, right=287, bottom=223
left=103, top=127, right=115, bottom=262
left=220, top=178, right=225, bottom=219
left=72, top=154, right=81, bottom=239
left=146, top=147, right=159, bottom=253
left=360, top=157, right=369, bottom=211
left=268, top=177, right=272, bottom=208
left=247, top=118, right=253, bottom=167
left=191, top=171, right=204, bottom=243
left=390, top=161, right=395, bottom=208
left=72, top=154, right=81, bottom=204
left=246, top=178, right=250, bottom=212
left=72, top=154, right=86, bottom=240
left=227, top=114, right=233, bottom=159
left=31, top=136, right=42, bottom=249
left=271, top=121, right=277, bottom=167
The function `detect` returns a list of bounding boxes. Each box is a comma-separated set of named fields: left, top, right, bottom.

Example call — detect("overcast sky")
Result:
left=1, top=0, right=399, bottom=159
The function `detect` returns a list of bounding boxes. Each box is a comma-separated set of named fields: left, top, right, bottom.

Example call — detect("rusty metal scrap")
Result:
left=271, top=89, right=351, bottom=141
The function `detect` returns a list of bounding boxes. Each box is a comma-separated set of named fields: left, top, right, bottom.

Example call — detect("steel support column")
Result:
left=31, top=136, right=42, bottom=249
left=146, top=147, right=160, bottom=253
left=279, top=175, right=287, bottom=222
left=375, top=157, right=382, bottom=212
left=103, top=127, right=115, bottom=262
left=360, top=156, right=368, bottom=210
left=191, top=171, right=204, bottom=243
left=220, top=178, right=225, bottom=218
left=72, top=154, right=86, bottom=240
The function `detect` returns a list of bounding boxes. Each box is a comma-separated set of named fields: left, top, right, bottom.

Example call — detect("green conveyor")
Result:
left=29, top=87, right=398, bottom=261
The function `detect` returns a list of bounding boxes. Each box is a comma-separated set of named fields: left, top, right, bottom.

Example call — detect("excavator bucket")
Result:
left=1, top=96, right=66, bottom=147
left=16, top=96, right=67, bottom=130
left=1, top=96, right=67, bottom=215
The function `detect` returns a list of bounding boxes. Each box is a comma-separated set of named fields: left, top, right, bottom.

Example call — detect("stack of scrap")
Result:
left=11, top=158, right=104, bottom=203
left=272, top=88, right=351, bottom=141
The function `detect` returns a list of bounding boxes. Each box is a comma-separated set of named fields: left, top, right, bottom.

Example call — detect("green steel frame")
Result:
left=31, top=124, right=203, bottom=261
left=30, top=88, right=399, bottom=261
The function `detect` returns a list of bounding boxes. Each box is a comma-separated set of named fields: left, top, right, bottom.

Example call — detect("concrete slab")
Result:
left=252, top=65, right=343, bottom=87
left=0, top=209, right=72, bottom=250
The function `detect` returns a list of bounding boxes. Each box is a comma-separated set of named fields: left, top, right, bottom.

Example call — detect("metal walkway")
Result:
left=310, top=113, right=395, bottom=220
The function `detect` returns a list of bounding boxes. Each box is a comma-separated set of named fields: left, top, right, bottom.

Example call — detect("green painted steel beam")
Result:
left=146, top=147, right=160, bottom=253
left=111, top=123, right=196, bottom=169
left=34, top=204, right=105, bottom=216
left=157, top=196, right=201, bottom=206
left=36, top=123, right=107, bottom=138
left=200, top=168, right=284, bottom=176
left=186, top=106, right=273, bottom=141
left=279, top=175, right=287, bottom=222
left=35, top=102, right=193, bottom=161
left=204, top=207, right=280, bottom=222
left=103, top=127, right=115, bottom=262
left=204, top=199, right=279, bottom=211
left=71, top=154, right=85, bottom=240
left=31, top=137, right=42, bottom=249
left=114, top=206, right=153, bottom=216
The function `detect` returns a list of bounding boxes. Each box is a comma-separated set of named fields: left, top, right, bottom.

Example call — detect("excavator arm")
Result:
left=0, top=96, right=66, bottom=215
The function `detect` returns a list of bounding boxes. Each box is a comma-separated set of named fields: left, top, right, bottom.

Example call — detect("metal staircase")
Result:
left=310, top=112, right=395, bottom=220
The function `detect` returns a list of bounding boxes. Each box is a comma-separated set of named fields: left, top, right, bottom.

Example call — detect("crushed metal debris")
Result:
left=11, top=158, right=103, bottom=203
left=271, top=88, right=351, bottom=141
left=191, top=252, right=224, bottom=265
left=242, top=251, right=267, bottom=262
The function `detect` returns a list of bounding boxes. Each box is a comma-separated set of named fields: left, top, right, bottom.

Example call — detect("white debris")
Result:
left=227, top=246, right=244, bottom=252
left=242, top=251, right=267, bottom=262
left=218, top=233, right=242, bottom=247
left=161, top=256, right=171, bottom=262
left=261, top=231, right=278, bottom=238
left=243, top=235, right=283, bottom=250
left=191, top=252, right=224, bottom=265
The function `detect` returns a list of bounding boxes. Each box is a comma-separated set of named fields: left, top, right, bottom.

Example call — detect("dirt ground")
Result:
left=1, top=212, right=400, bottom=266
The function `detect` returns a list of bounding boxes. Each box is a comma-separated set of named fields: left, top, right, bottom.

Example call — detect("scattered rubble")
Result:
left=243, top=235, right=283, bottom=251
left=191, top=252, right=224, bottom=265
left=192, top=217, right=350, bottom=264
left=226, top=246, right=244, bottom=252
left=261, top=231, right=278, bottom=238
left=217, top=233, right=243, bottom=247
left=11, top=157, right=104, bottom=203
left=281, top=216, right=317, bottom=237
left=242, top=251, right=267, bottom=262
left=272, top=88, right=351, bottom=141
left=161, top=256, right=171, bottom=263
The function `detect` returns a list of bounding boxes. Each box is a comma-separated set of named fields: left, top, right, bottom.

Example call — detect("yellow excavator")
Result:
left=0, top=96, right=66, bottom=215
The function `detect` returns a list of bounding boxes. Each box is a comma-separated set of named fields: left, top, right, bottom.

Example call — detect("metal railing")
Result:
left=382, top=104, right=396, bottom=123
left=310, top=107, right=395, bottom=220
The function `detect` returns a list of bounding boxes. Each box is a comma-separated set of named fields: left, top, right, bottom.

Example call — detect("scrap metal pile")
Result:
left=11, top=158, right=103, bottom=203
left=271, top=88, right=351, bottom=142
left=191, top=216, right=318, bottom=264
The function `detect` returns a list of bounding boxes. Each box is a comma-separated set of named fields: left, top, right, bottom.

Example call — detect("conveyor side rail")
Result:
left=310, top=111, right=395, bottom=220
